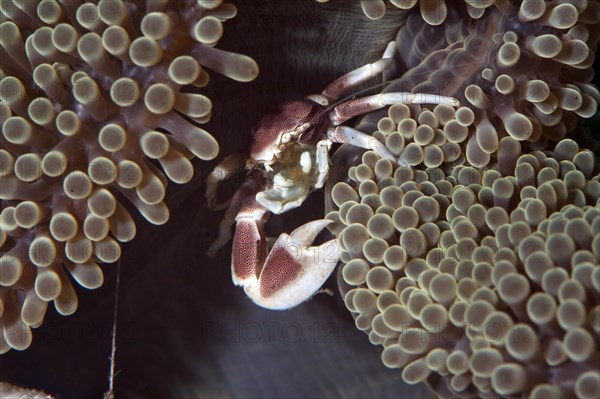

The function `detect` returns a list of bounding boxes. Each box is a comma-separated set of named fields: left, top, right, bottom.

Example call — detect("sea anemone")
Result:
left=0, top=0, right=258, bottom=353
left=347, top=0, right=600, bottom=170
left=324, top=2, right=600, bottom=396
left=327, top=135, right=600, bottom=398
left=319, top=0, right=600, bottom=30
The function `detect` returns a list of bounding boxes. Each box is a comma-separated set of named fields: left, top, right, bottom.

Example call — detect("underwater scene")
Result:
left=1, top=1, right=600, bottom=398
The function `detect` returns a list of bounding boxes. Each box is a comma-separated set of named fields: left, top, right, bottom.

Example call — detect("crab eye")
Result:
left=281, top=132, right=291, bottom=143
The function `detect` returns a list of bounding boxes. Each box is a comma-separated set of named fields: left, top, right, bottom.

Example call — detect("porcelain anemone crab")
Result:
left=205, top=41, right=458, bottom=310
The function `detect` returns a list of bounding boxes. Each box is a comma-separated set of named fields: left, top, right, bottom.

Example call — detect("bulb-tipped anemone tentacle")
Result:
left=313, top=4, right=600, bottom=396
left=326, top=135, right=600, bottom=398
left=0, top=0, right=258, bottom=353
left=316, top=1, right=599, bottom=168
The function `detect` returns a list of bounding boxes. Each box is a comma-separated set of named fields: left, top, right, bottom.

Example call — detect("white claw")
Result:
left=289, top=219, right=333, bottom=246
left=243, top=219, right=340, bottom=310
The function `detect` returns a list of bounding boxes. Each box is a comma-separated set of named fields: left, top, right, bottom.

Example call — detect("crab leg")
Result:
left=330, top=92, right=460, bottom=126
left=321, top=41, right=397, bottom=102
left=205, top=151, right=248, bottom=209
left=231, top=216, right=268, bottom=288
left=242, top=220, right=340, bottom=310
left=327, top=125, right=399, bottom=163
left=315, top=139, right=332, bottom=189
left=207, top=172, right=268, bottom=257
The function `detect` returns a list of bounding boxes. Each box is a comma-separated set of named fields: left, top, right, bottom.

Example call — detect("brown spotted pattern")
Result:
left=232, top=219, right=266, bottom=282
left=259, top=244, right=303, bottom=298
left=250, top=100, right=318, bottom=158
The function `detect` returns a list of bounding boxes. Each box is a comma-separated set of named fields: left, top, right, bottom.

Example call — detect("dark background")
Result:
left=1, top=1, right=433, bottom=398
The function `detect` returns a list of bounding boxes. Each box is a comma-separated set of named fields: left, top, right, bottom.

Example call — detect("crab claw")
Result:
left=239, top=219, right=340, bottom=310
left=231, top=218, right=267, bottom=287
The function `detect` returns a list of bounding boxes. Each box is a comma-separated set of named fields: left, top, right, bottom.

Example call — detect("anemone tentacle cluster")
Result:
left=319, top=0, right=600, bottom=28
left=320, top=2, right=600, bottom=395
left=369, top=102, right=478, bottom=169
left=0, top=0, right=258, bottom=353
left=317, top=0, right=481, bottom=22
left=366, top=0, right=600, bottom=167
left=327, top=134, right=600, bottom=397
